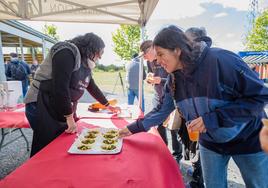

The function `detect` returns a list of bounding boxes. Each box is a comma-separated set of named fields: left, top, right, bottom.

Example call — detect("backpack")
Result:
left=10, top=61, right=28, bottom=80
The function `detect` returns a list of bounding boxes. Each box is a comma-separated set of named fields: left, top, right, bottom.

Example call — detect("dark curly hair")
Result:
left=68, top=33, right=105, bottom=64
left=153, top=25, right=201, bottom=72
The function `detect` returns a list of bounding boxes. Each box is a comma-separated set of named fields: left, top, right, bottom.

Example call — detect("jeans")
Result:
left=127, top=88, right=145, bottom=112
left=200, top=144, right=268, bottom=188
left=21, top=79, right=29, bottom=97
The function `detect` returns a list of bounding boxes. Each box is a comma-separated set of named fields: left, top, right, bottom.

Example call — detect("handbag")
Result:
left=163, top=108, right=182, bottom=130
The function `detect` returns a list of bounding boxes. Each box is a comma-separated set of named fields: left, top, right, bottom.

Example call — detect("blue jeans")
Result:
left=127, top=88, right=145, bottom=112
left=200, top=144, right=268, bottom=188
left=22, top=79, right=29, bottom=97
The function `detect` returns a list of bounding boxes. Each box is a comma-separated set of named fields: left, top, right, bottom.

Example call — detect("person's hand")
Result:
left=146, top=73, right=154, bottom=84
left=107, top=105, right=121, bottom=114
left=146, top=75, right=161, bottom=85
left=152, top=76, right=161, bottom=84
left=119, top=127, right=132, bottom=138
left=65, top=114, right=77, bottom=134
left=187, top=117, right=207, bottom=133
left=260, top=125, right=268, bottom=153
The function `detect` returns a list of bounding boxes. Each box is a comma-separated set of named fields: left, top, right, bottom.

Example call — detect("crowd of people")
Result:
left=7, top=24, right=266, bottom=188
left=119, top=25, right=268, bottom=188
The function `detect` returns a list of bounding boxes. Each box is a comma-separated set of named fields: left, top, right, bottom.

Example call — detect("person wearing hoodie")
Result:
left=183, top=26, right=213, bottom=188
left=119, top=25, right=268, bottom=188
left=25, top=33, right=120, bottom=157
left=6, top=52, right=31, bottom=96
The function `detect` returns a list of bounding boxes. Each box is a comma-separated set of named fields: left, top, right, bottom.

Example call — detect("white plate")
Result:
left=117, top=110, right=132, bottom=118
left=68, top=128, right=123, bottom=155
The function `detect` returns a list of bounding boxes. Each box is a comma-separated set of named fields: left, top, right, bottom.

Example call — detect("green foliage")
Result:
left=112, top=25, right=141, bottom=61
left=245, top=9, right=268, bottom=51
left=43, top=24, right=59, bottom=41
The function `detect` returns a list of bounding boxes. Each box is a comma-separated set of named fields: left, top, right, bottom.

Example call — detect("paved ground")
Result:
left=0, top=91, right=246, bottom=187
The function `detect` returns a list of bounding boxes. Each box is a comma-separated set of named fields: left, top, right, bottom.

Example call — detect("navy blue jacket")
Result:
left=6, top=59, right=31, bottom=80
left=128, top=47, right=268, bottom=154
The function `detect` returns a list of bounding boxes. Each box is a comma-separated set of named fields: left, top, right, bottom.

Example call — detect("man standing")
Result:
left=125, top=53, right=146, bottom=112
left=30, top=59, right=39, bottom=79
left=6, top=53, right=31, bottom=97
left=140, top=40, right=182, bottom=163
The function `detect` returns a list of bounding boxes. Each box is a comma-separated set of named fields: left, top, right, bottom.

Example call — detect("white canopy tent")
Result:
left=0, top=0, right=157, bottom=25
left=0, top=0, right=159, bottom=108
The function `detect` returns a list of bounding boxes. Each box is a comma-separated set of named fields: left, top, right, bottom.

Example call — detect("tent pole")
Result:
left=19, top=37, right=24, bottom=61
left=138, top=25, right=145, bottom=111
left=0, top=32, right=7, bottom=81
left=42, top=38, right=46, bottom=60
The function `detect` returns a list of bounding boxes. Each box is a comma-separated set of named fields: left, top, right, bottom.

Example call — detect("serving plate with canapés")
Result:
left=68, top=128, right=122, bottom=155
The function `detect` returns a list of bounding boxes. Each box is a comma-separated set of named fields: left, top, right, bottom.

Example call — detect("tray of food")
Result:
left=68, top=128, right=122, bottom=155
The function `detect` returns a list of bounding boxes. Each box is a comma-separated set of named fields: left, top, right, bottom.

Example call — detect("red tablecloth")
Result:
left=0, top=118, right=185, bottom=188
left=0, top=104, right=29, bottom=128
left=0, top=103, right=142, bottom=129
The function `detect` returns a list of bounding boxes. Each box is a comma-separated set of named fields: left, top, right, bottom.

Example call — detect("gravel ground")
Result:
left=0, top=91, right=246, bottom=187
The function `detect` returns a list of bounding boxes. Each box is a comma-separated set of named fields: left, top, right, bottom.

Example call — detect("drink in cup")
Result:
left=186, top=121, right=199, bottom=142
left=146, top=73, right=154, bottom=83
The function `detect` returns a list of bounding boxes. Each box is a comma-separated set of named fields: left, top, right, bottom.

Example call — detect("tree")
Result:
left=43, top=24, right=59, bottom=41
left=112, top=25, right=141, bottom=61
left=245, top=9, right=268, bottom=51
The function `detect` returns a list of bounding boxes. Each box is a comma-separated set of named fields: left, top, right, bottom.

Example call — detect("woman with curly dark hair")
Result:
left=25, top=33, right=120, bottom=156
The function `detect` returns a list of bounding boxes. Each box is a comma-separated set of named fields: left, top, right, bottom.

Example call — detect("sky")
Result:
left=18, top=0, right=268, bottom=66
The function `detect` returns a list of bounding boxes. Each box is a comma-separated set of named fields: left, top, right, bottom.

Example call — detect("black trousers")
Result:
left=26, top=81, right=67, bottom=157
left=157, top=125, right=183, bottom=161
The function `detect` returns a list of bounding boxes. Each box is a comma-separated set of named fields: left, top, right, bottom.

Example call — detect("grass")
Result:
left=92, top=71, right=154, bottom=95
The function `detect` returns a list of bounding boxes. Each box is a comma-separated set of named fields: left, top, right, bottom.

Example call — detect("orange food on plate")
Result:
left=88, top=99, right=117, bottom=110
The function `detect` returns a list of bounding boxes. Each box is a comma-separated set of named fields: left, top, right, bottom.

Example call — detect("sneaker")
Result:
left=186, top=167, right=194, bottom=177
left=186, top=180, right=205, bottom=188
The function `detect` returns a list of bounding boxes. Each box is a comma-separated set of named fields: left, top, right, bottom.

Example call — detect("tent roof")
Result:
left=0, top=0, right=158, bottom=25
left=239, top=51, right=268, bottom=64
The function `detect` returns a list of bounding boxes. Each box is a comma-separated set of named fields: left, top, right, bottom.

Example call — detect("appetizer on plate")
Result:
left=77, top=145, right=91, bottom=150
left=103, top=133, right=117, bottom=139
left=103, top=139, right=118, bottom=145
left=81, top=139, right=95, bottom=145
left=85, top=133, right=97, bottom=139
left=106, top=130, right=118, bottom=135
left=101, top=144, right=117, bottom=150
left=87, top=130, right=99, bottom=135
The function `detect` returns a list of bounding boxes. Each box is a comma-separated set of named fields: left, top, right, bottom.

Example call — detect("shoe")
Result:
left=186, top=180, right=205, bottom=188
left=186, top=167, right=193, bottom=177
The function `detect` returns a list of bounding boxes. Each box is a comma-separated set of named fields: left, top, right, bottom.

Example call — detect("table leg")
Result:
left=19, top=128, right=30, bottom=151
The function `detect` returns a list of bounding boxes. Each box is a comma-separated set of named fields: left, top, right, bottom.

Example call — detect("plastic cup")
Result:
left=186, top=121, right=199, bottom=142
